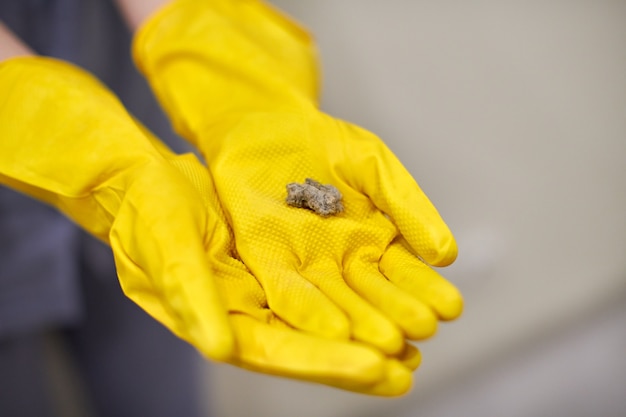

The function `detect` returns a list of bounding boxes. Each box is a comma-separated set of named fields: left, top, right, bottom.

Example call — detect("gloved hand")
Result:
left=147, top=134, right=422, bottom=396
left=134, top=0, right=463, bottom=355
left=0, top=56, right=418, bottom=395
left=0, top=56, right=235, bottom=359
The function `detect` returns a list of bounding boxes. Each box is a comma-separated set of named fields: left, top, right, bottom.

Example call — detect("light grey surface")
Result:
left=392, top=296, right=626, bottom=417
left=206, top=1, right=626, bottom=416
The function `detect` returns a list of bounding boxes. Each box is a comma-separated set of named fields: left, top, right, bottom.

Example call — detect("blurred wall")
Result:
left=204, top=1, right=626, bottom=416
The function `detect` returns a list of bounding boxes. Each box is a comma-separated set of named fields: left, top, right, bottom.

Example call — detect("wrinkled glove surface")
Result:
left=135, top=0, right=463, bottom=357
left=0, top=56, right=234, bottom=359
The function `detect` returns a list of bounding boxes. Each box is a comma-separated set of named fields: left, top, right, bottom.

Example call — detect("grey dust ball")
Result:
left=286, top=178, right=344, bottom=217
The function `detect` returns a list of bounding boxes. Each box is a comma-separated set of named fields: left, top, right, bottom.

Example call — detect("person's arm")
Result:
left=113, top=0, right=170, bottom=29
left=0, top=21, right=34, bottom=61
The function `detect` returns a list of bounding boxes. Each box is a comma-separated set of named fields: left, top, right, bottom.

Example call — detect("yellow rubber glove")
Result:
left=0, top=56, right=234, bottom=360
left=134, top=0, right=463, bottom=356
left=0, top=56, right=418, bottom=395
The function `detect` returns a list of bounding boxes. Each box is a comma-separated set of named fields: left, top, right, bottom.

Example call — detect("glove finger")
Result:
left=230, top=314, right=413, bottom=396
left=380, top=240, right=463, bottom=321
left=395, top=343, right=422, bottom=371
left=252, top=264, right=352, bottom=340
left=302, top=266, right=404, bottom=355
left=110, top=163, right=234, bottom=361
left=344, top=126, right=457, bottom=267
left=345, top=260, right=438, bottom=340
left=360, top=360, right=413, bottom=397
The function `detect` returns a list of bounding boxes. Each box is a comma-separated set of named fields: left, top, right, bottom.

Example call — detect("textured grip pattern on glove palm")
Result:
left=197, top=110, right=455, bottom=351
left=154, top=152, right=419, bottom=396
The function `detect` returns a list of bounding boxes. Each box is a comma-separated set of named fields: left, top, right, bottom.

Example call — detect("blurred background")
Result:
left=202, top=1, right=626, bottom=416
left=5, top=0, right=625, bottom=416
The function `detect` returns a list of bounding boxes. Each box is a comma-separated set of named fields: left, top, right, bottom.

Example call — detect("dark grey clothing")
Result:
left=0, top=1, right=206, bottom=415
left=0, top=251, right=204, bottom=417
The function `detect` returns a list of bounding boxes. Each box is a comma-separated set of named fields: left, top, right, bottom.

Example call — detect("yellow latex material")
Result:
left=134, top=0, right=463, bottom=357
left=0, top=56, right=234, bottom=360
left=0, top=56, right=418, bottom=396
